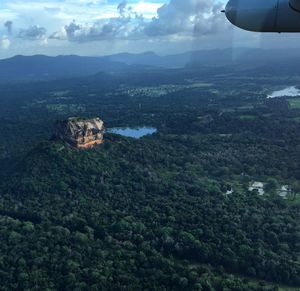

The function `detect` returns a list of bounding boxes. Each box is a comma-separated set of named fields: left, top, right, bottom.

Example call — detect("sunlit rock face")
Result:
left=55, top=117, right=104, bottom=149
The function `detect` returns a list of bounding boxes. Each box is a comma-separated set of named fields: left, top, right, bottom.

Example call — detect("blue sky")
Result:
left=0, top=0, right=299, bottom=58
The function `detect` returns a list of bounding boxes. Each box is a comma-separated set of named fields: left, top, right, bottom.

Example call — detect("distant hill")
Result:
left=1, top=48, right=300, bottom=83
left=107, top=48, right=300, bottom=68
left=0, top=55, right=132, bottom=83
left=106, top=49, right=249, bottom=68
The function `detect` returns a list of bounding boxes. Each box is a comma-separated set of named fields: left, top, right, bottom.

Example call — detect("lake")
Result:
left=267, top=86, right=300, bottom=99
left=107, top=127, right=157, bottom=138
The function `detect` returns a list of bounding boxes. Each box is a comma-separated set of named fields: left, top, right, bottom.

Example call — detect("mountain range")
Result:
left=1, top=48, right=300, bottom=83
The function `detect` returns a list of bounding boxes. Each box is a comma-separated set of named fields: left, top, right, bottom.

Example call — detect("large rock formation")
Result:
left=55, top=117, right=105, bottom=149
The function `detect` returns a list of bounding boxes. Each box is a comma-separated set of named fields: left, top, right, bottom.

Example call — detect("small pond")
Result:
left=107, top=127, right=157, bottom=138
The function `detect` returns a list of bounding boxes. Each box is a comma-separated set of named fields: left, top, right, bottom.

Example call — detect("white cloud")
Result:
left=1, top=37, right=11, bottom=49
left=2, top=0, right=275, bottom=58
left=4, top=21, right=13, bottom=34
left=50, top=0, right=228, bottom=43
left=18, top=25, right=47, bottom=41
left=146, top=0, right=227, bottom=36
left=50, top=2, right=147, bottom=42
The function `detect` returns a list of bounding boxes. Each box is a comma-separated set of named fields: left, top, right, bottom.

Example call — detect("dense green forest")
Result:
left=0, top=64, right=299, bottom=290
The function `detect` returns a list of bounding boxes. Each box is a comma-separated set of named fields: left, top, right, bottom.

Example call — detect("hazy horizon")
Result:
left=2, top=0, right=300, bottom=59
left=2, top=46, right=300, bottom=61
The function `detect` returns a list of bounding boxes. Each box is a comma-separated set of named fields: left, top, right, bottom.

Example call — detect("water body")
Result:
left=267, top=86, right=300, bottom=99
left=107, top=127, right=157, bottom=138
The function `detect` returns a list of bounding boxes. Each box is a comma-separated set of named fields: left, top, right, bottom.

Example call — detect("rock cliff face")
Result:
left=55, top=117, right=104, bottom=149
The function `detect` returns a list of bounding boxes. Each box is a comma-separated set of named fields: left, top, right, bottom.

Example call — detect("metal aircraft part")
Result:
left=224, top=0, right=300, bottom=32
left=290, top=0, right=300, bottom=11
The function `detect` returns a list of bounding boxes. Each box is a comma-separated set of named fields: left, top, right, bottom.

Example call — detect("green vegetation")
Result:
left=0, top=64, right=299, bottom=290
left=239, top=115, right=257, bottom=120
left=288, top=98, right=300, bottom=109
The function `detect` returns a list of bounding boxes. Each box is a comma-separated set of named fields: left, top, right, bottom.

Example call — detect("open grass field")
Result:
left=239, top=115, right=257, bottom=120
left=288, top=98, right=300, bottom=109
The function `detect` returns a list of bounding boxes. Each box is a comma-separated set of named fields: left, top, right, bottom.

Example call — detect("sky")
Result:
left=1, top=0, right=300, bottom=59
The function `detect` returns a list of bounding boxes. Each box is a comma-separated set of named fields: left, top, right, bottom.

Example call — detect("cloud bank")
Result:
left=146, top=0, right=225, bottom=37
left=49, top=0, right=228, bottom=43
left=4, top=21, right=13, bottom=35
left=0, top=0, right=234, bottom=58
left=18, top=25, right=47, bottom=41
